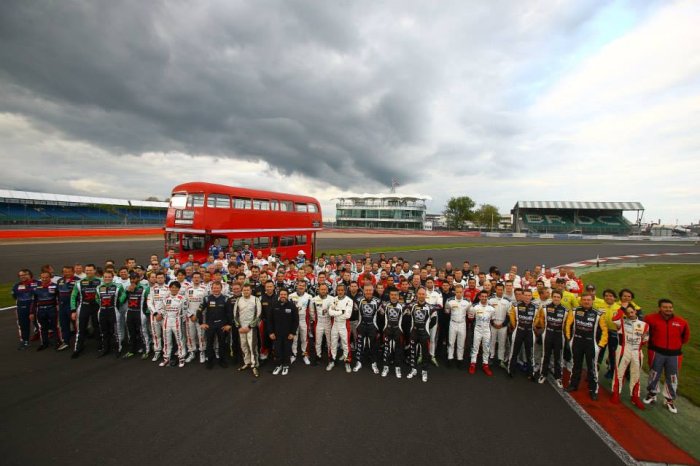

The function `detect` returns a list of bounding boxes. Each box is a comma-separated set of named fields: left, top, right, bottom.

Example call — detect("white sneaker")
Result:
left=290, top=355, right=296, bottom=364
left=644, top=394, right=657, bottom=405
left=421, top=370, right=428, bottom=382
left=178, top=360, right=185, bottom=368
left=371, top=362, right=379, bottom=374
left=345, top=363, right=352, bottom=373
left=381, top=366, right=390, bottom=377
left=326, top=361, right=335, bottom=371
left=556, top=379, right=563, bottom=388
left=538, top=375, right=546, bottom=384
left=259, top=352, right=268, bottom=360
left=272, top=365, right=282, bottom=375
left=282, top=366, right=289, bottom=376
left=353, top=362, right=362, bottom=372
left=185, top=353, right=196, bottom=363
left=199, top=353, right=206, bottom=364
left=152, top=351, right=161, bottom=362
left=303, top=355, right=311, bottom=365
left=665, top=399, right=678, bottom=414
left=158, top=359, right=169, bottom=367
left=407, top=369, right=417, bottom=379
left=395, top=367, right=402, bottom=379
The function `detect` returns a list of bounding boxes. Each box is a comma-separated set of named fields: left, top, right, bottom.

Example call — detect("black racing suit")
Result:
left=566, top=306, right=608, bottom=394
left=381, top=301, right=405, bottom=368
left=540, top=303, right=567, bottom=379
left=56, top=277, right=77, bottom=345
left=508, top=301, right=538, bottom=376
left=259, top=292, right=278, bottom=358
left=125, top=285, right=149, bottom=353
left=269, top=299, right=299, bottom=366
left=97, top=283, right=124, bottom=354
left=198, top=294, right=233, bottom=363
left=355, top=297, right=381, bottom=364
left=409, top=301, right=437, bottom=372
left=71, top=277, right=102, bottom=353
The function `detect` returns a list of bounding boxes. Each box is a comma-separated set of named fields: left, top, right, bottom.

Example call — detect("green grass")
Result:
left=1, top=283, right=14, bottom=308
left=319, top=240, right=601, bottom=257
left=581, top=264, right=700, bottom=461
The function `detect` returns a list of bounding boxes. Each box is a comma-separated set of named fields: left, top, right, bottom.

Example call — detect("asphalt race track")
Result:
left=0, top=309, right=623, bottom=466
left=0, top=235, right=698, bottom=282
left=1, top=236, right=697, bottom=465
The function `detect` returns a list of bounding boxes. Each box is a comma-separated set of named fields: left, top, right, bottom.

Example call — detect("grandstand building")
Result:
left=335, top=194, right=429, bottom=230
left=512, top=201, right=644, bottom=235
left=0, top=189, right=167, bottom=226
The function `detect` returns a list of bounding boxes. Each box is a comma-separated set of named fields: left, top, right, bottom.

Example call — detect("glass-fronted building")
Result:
left=335, top=195, right=428, bottom=230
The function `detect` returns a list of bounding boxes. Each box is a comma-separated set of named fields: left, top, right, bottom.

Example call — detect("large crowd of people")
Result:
left=12, top=246, right=690, bottom=414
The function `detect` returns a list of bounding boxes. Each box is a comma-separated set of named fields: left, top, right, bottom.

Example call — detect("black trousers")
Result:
left=541, top=330, right=564, bottom=379
left=274, top=337, right=293, bottom=366
left=508, top=328, right=534, bottom=375
left=126, top=311, right=143, bottom=353
left=98, top=308, right=117, bottom=353
left=205, top=325, right=228, bottom=362
left=597, top=331, right=618, bottom=372
left=410, top=331, right=430, bottom=371
left=570, top=338, right=599, bottom=393
left=383, top=327, right=404, bottom=368
left=74, top=303, right=99, bottom=352
left=356, top=323, right=378, bottom=364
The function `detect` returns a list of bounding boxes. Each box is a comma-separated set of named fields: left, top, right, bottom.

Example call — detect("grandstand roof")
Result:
left=0, top=189, right=168, bottom=208
left=513, top=201, right=643, bottom=211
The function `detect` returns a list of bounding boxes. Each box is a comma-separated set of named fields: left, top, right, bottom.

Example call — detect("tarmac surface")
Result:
left=2, top=235, right=698, bottom=464
left=0, top=234, right=697, bottom=282
left=0, top=308, right=624, bottom=466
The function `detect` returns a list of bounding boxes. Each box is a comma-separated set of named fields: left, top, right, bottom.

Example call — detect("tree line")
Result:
left=443, top=196, right=502, bottom=230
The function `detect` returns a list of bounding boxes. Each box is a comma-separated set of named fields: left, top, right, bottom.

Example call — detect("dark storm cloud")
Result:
left=0, top=0, right=625, bottom=193
left=0, top=0, right=429, bottom=187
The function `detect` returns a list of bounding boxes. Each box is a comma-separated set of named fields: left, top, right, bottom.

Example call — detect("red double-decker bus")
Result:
left=164, top=182, right=322, bottom=263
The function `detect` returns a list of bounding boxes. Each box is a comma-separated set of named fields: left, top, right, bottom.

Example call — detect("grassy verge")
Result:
left=1, top=283, right=14, bottom=308
left=581, top=264, right=700, bottom=461
left=320, top=240, right=600, bottom=257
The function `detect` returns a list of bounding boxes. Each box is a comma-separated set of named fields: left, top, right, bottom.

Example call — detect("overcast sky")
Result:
left=1, top=0, right=698, bottom=223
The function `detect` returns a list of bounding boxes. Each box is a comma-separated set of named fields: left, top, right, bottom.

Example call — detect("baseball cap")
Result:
left=585, top=284, right=595, bottom=290
left=129, top=272, right=139, bottom=279
left=298, top=250, right=306, bottom=255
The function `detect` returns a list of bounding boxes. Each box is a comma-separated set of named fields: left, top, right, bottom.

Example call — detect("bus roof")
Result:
left=171, top=182, right=320, bottom=205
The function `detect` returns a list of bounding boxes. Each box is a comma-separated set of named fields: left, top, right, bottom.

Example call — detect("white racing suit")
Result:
left=613, top=317, right=649, bottom=398
left=147, top=284, right=169, bottom=353
left=159, top=293, right=189, bottom=362
left=470, top=303, right=495, bottom=365
left=311, top=294, right=334, bottom=359
left=289, top=292, right=312, bottom=358
left=185, top=285, right=207, bottom=354
left=329, top=296, right=354, bottom=362
left=489, top=296, right=511, bottom=362
left=233, top=295, right=262, bottom=367
left=425, top=289, right=444, bottom=358
left=177, top=281, right=193, bottom=352
left=445, top=297, right=470, bottom=361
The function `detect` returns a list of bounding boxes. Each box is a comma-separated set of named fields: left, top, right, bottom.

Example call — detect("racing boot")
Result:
left=468, top=363, right=476, bottom=374
left=482, top=364, right=493, bottom=376
left=610, top=392, right=621, bottom=404
left=631, top=396, right=645, bottom=410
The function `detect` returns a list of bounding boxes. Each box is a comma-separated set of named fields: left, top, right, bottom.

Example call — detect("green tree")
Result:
left=474, top=204, right=501, bottom=229
left=443, top=196, right=475, bottom=229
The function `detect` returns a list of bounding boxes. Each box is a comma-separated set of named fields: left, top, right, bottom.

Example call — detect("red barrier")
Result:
left=0, top=228, right=163, bottom=239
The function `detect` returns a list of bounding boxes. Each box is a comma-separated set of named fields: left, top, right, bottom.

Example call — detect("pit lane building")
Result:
left=512, top=201, right=644, bottom=235
left=335, top=194, right=430, bottom=230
